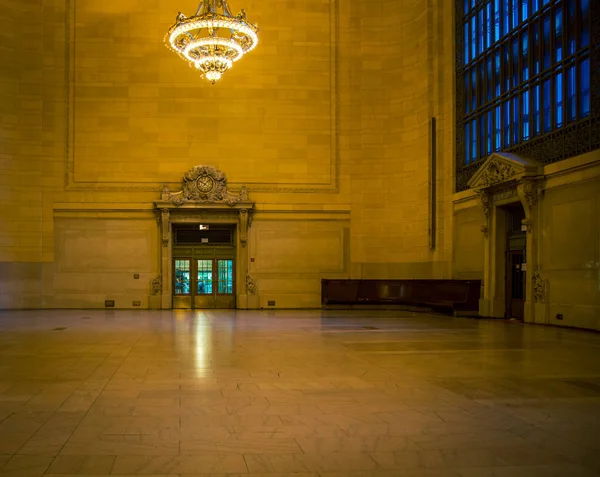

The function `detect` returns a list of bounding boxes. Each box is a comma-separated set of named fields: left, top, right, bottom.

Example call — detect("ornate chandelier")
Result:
left=165, top=0, right=259, bottom=83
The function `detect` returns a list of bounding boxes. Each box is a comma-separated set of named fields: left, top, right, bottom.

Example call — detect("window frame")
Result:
left=455, top=0, right=599, bottom=192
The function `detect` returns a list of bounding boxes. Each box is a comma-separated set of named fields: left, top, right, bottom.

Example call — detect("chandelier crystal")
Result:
left=165, top=0, right=259, bottom=83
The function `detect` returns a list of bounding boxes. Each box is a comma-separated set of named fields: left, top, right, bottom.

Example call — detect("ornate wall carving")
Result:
left=480, top=159, right=517, bottom=187
left=246, top=274, right=257, bottom=295
left=150, top=275, right=162, bottom=295
left=532, top=270, right=546, bottom=303
left=518, top=177, right=544, bottom=208
left=162, top=165, right=249, bottom=207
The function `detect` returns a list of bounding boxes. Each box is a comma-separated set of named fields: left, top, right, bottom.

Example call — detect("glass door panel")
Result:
left=197, top=259, right=213, bottom=294
left=174, top=259, right=191, bottom=295
left=173, top=259, right=192, bottom=309
left=217, top=259, right=233, bottom=294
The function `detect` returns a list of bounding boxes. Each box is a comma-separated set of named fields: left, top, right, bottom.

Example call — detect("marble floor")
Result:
left=0, top=309, right=600, bottom=477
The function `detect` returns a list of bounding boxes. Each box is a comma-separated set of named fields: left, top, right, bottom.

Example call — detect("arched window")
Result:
left=455, top=0, right=599, bottom=191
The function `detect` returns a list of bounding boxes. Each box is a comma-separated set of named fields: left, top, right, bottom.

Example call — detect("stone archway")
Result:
left=468, top=153, right=547, bottom=323
left=150, top=165, right=257, bottom=310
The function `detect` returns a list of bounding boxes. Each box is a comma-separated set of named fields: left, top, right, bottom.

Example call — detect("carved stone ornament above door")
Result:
left=160, top=165, right=249, bottom=206
left=468, top=152, right=544, bottom=236
left=467, top=152, right=542, bottom=190
left=154, top=165, right=254, bottom=247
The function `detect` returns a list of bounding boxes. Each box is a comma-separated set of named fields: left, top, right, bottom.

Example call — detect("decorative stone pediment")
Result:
left=468, top=152, right=542, bottom=190
left=161, top=165, right=249, bottom=206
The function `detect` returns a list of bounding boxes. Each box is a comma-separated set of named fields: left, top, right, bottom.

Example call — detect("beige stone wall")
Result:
left=452, top=207, right=484, bottom=279
left=350, top=0, right=454, bottom=278
left=250, top=210, right=350, bottom=308
left=0, top=1, right=46, bottom=308
left=50, top=216, right=159, bottom=308
left=540, top=154, right=600, bottom=330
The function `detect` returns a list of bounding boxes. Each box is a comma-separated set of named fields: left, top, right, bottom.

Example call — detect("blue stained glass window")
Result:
left=464, top=23, right=470, bottom=62
left=543, top=79, right=552, bottom=133
left=580, top=59, right=590, bottom=117
left=487, top=57, right=493, bottom=101
left=533, top=24, right=540, bottom=74
left=466, top=120, right=471, bottom=160
left=471, top=119, right=477, bottom=162
left=458, top=0, right=594, bottom=179
left=555, top=73, right=563, bottom=128
left=494, top=0, right=500, bottom=42
left=555, top=8, right=563, bottom=63
left=522, top=0, right=529, bottom=21
left=465, top=72, right=471, bottom=113
left=494, top=52, right=501, bottom=97
left=472, top=69, right=477, bottom=111
left=479, top=9, right=485, bottom=54
left=495, top=106, right=501, bottom=150
left=486, top=3, right=492, bottom=49
left=487, top=111, right=493, bottom=154
left=567, top=64, right=576, bottom=121
left=504, top=101, right=511, bottom=147
left=542, top=14, right=551, bottom=70
left=512, top=38, right=519, bottom=87
left=581, top=0, right=589, bottom=47
left=513, top=96, right=520, bottom=144
left=567, top=0, right=576, bottom=54
left=523, top=91, right=530, bottom=140
left=522, top=32, right=529, bottom=81
left=534, top=84, right=541, bottom=135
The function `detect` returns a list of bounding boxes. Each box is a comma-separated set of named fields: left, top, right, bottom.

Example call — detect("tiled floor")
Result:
left=0, top=309, right=599, bottom=477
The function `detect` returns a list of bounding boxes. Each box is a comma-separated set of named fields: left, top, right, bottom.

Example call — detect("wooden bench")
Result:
left=321, top=279, right=481, bottom=315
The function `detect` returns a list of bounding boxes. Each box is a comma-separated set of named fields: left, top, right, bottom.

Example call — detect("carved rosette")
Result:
left=532, top=270, right=545, bottom=303
left=150, top=275, right=162, bottom=295
left=246, top=274, right=257, bottom=295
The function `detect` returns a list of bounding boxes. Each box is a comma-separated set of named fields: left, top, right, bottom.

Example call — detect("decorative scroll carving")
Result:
left=162, top=165, right=251, bottom=207
left=518, top=178, right=544, bottom=208
left=161, top=209, right=170, bottom=247
left=532, top=270, right=545, bottom=303
left=480, top=158, right=517, bottom=187
left=475, top=189, right=490, bottom=219
left=475, top=190, right=490, bottom=238
left=246, top=274, right=257, bottom=295
left=521, top=218, right=532, bottom=233
left=150, top=275, right=162, bottom=295
left=239, top=208, right=249, bottom=246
